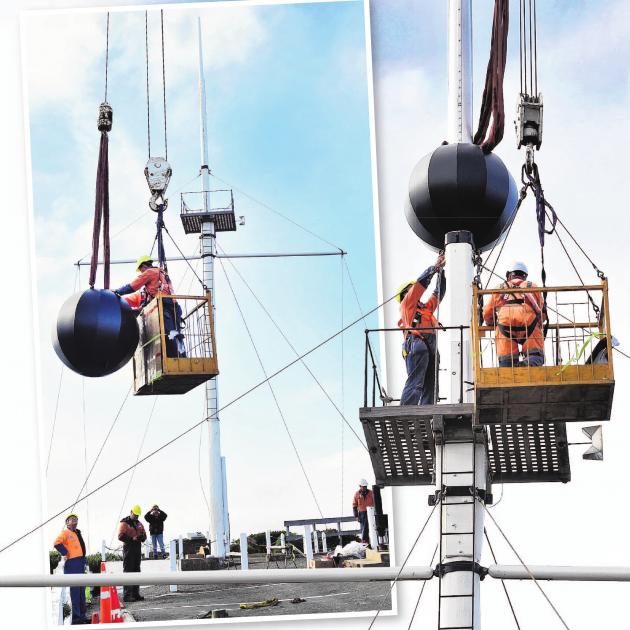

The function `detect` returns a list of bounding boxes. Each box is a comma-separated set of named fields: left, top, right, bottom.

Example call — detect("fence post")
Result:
left=303, top=525, right=314, bottom=566
left=178, top=535, right=184, bottom=560
left=265, top=530, right=271, bottom=554
left=367, top=506, right=378, bottom=550
left=312, top=528, right=320, bottom=554
left=280, top=532, right=286, bottom=551
left=321, top=531, right=328, bottom=553
left=240, top=533, right=249, bottom=571
left=169, top=540, right=178, bottom=593
left=101, top=540, right=106, bottom=560
left=58, top=586, right=67, bottom=625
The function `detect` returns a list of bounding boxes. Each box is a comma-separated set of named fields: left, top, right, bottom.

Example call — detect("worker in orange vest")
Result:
left=397, top=255, right=446, bottom=405
left=483, top=261, right=545, bottom=367
left=352, top=479, right=375, bottom=544
left=115, top=256, right=185, bottom=358
left=53, top=514, right=89, bottom=625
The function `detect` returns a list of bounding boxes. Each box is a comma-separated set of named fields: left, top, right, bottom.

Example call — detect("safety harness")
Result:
left=496, top=278, right=541, bottom=341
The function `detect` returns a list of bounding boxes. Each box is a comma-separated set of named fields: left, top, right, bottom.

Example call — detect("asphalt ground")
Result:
left=122, top=581, right=391, bottom=621
left=86, top=555, right=392, bottom=623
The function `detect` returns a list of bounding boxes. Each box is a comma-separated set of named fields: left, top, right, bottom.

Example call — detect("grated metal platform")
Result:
left=360, top=405, right=439, bottom=486
left=360, top=404, right=571, bottom=486
left=181, top=208, right=237, bottom=234
left=487, top=421, right=570, bottom=483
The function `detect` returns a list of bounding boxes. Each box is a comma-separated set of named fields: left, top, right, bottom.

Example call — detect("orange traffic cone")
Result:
left=110, top=585, right=124, bottom=623
left=99, top=562, right=112, bottom=624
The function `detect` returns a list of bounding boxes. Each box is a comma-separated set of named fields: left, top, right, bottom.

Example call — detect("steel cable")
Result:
left=217, top=243, right=368, bottom=451
left=406, top=544, right=438, bottom=630
left=1, top=291, right=398, bottom=555
left=210, top=171, right=344, bottom=252
left=484, top=528, right=522, bottom=630
left=367, top=503, right=439, bottom=629
left=218, top=258, right=325, bottom=518
left=483, top=504, right=572, bottom=629
left=109, top=397, right=158, bottom=548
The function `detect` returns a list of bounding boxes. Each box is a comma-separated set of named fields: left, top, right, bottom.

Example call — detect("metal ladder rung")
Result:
left=441, top=531, right=474, bottom=536
left=439, top=626, right=474, bottom=630
left=442, top=501, right=474, bottom=506
left=440, top=593, right=474, bottom=598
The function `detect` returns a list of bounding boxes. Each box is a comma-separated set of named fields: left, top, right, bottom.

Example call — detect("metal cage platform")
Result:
left=133, top=293, right=219, bottom=395
left=472, top=282, right=614, bottom=425
left=360, top=404, right=570, bottom=485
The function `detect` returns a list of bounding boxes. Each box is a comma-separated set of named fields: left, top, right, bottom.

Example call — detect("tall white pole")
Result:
left=447, top=0, right=473, bottom=143
left=435, top=3, right=487, bottom=630
left=197, top=17, right=226, bottom=560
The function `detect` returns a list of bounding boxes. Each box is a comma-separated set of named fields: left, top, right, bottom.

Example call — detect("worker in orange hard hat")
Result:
left=114, top=256, right=185, bottom=358
left=118, top=505, right=147, bottom=602
left=483, top=261, right=545, bottom=367
left=53, top=514, right=89, bottom=625
left=352, top=479, right=375, bottom=544
left=397, top=255, right=446, bottom=405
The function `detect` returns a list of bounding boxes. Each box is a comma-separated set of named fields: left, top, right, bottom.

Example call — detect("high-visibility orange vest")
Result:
left=54, top=528, right=85, bottom=560
left=398, top=282, right=440, bottom=338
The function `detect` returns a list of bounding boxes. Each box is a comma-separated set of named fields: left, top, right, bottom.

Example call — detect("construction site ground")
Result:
left=86, top=555, right=392, bottom=622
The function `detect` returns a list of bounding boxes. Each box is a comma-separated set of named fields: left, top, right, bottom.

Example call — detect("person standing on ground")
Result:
left=352, top=480, right=375, bottom=545
left=144, top=505, right=168, bottom=559
left=53, top=514, right=89, bottom=625
left=397, top=254, right=446, bottom=405
left=117, top=505, right=147, bottom=602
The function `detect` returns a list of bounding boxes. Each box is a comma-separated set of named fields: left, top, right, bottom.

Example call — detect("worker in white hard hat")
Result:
left=483, top=261, right=545, bottom=367
left=118, top=505, right=147, bottom=602
left=397, top=254, right=446, bottom=405
left=352, top=480, right=374, bottom=544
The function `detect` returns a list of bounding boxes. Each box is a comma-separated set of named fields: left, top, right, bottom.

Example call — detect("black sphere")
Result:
left=53, top=289, right=140, bottom=377
left=405, top=143, right=517, bottom=251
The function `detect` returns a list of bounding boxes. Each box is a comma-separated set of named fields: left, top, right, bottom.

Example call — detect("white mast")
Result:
left=197, top=16, right=227, bottom=559
left=447, top=0, right=473, bottom=143
left=435, top=2, right=487, bottom=629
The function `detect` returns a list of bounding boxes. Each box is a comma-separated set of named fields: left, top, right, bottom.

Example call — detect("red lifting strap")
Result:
left=89, top=106, right=112, bottom=289
left=473, top=0, right=509, bottom=154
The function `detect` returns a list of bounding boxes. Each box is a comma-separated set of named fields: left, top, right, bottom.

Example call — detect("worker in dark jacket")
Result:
left=54, top=514, right=89, bottom=625
left=144, top=505, right=168, bottom=559
left=397, top=255, right=446, bottom=405
left=352, top=479, right=375, bottom=545
left=117, top=505, right=147, bottom=602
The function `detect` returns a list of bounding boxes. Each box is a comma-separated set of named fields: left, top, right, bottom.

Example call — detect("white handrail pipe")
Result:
left=0, top=566, right=435, bottom=587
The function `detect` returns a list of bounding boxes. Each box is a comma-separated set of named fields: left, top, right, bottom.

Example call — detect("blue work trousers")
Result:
left=162, top=298, right=184, bottom=358
left=357, top=511, right=369, bottom=543
left=64, top=556, right=87, bottom=624
left=400, top=334, right=436, bottom=406
left=151, top=533, right=165, bottom=556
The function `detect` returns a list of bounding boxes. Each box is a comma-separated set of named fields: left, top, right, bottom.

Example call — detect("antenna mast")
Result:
left=437, top=2, right=487, bottom=629
left=196, top=16, right=227, bottom=559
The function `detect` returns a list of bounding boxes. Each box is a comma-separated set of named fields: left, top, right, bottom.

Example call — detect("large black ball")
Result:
left=405, top=143, right=517, bottom=251
left=53, top=289, right=139, bottom=377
